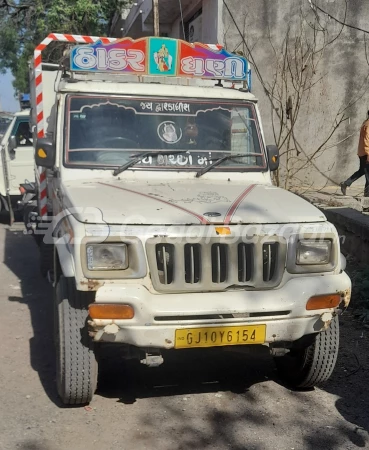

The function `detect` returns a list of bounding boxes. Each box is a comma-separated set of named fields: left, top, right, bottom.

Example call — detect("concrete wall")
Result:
left=222, top=0, right=369, bottom=190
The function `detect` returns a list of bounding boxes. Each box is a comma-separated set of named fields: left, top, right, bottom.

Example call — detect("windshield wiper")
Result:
left=196, top=153, right=251, bottom=178
left=113, top=150, right=190, bottom=176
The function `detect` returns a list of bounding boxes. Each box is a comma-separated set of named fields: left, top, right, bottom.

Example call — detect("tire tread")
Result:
left=56, top=276, right=97, bottom=405
left=276, top=315, right=339, bottom=388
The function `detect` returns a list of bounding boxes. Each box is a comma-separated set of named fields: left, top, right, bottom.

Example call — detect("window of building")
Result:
left=185, top=8, right=202, bottom=42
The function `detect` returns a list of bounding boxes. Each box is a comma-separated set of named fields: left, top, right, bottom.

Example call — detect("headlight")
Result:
left=86, top=244, right=128, bottom=270
left=296, top=240, right=331, bottom=265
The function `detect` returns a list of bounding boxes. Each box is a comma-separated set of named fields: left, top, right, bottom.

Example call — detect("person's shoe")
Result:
left=340, top=182, right=347, bottom=196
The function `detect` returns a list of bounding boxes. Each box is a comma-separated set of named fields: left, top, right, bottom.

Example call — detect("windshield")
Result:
left=65, top=96, right=266, bottom=171
left=0, top=116, right=13, bottom=135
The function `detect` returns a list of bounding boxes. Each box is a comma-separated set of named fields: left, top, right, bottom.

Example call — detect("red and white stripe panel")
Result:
left=205, top=44, right=223, bottom=51
left=34, top=34, right=117, bottom=219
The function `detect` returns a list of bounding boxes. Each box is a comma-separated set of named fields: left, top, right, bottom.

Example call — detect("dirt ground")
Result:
left=0, top=222, right=368, bottom=450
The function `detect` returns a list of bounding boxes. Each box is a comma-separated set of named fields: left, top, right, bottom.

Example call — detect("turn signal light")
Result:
left=215, top=227, right=231, bottom=235
left=306, top=294, right=340, bottom=310
left=89, top=304, right=134, bottom=319
left=37, top=148, right=47, bottom=158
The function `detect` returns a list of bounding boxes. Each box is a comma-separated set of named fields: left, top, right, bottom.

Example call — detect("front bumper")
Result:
left=89, top=272, right=351, bottom=348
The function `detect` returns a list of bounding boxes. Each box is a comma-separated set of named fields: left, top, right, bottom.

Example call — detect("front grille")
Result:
left=148, top=237, right=287, bottom=293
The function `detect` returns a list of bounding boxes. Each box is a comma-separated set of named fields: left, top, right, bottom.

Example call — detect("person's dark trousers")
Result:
left=344, top=155, right=369, bottom=196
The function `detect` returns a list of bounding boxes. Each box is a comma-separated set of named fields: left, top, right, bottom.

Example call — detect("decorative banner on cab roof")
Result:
left=70, top=36, right=249, bottom=81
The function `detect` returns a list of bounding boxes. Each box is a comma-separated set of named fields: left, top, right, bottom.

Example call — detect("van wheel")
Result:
left=275, top=315, right=339, bottom=388
left=55, top=275, right=98, bottom=405
left=40, top=242, right=54, bottom=277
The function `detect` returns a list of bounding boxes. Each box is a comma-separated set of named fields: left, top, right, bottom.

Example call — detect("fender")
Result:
left=55, top=236, right=75, bottom=278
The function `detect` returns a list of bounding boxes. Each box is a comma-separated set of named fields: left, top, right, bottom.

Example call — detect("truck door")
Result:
left=7, top=118, right=34, bottom=195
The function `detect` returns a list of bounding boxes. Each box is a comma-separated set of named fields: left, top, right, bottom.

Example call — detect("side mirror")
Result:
left=267, top=145, right=279, bottom=172
left=35, top=137, right=56, bottom=169
left=9, top=136, right=17, bottom=151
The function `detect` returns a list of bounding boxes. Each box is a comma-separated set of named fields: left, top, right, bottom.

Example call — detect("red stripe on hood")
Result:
left=98, top=182, right=211, bottom=225
left=224, top=185, right=256, bottom=224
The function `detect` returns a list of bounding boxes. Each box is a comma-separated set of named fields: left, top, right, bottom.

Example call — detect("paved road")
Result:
left=0, top=222, right=368, bottom=450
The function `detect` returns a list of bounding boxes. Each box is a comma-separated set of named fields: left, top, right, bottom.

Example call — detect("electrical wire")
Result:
left=308, top=0, right=369, bottom=35
left=178, top=0, right=186, bottom=40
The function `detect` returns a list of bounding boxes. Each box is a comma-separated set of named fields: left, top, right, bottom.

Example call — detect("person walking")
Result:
left=340, top=111, right=369, bottom=196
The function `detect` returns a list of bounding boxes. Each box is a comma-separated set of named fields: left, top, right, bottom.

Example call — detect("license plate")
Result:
left=175, top=325, right=266, bottom=349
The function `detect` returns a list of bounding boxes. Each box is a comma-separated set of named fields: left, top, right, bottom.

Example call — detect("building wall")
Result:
left=222, top=0, right=369, bottom=189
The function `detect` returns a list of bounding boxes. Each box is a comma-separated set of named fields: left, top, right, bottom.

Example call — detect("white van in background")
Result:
left=0, top=110, right=34, bottom=214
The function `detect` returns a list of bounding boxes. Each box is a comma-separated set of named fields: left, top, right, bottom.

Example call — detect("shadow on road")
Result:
left=4, top=227, right=62, bottom=407
left=321, top=312, right=369, bottom=441
left=98, top=346, right=274, bottom=404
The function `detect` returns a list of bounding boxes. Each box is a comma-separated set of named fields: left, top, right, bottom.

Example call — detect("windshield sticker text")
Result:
left=140, top=102, right=191, bottom=114
left=136, top=153, right=215, bottom=167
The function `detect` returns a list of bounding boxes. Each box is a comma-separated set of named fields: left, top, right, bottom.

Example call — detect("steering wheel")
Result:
left=93, top=136, right=138, bottom=149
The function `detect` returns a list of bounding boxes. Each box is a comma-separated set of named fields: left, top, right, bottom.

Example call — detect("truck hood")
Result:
left=62, top=179, right=326, bottom=225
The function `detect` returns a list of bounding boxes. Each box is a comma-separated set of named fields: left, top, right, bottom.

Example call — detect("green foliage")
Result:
left=351, top=267, right=369, bottom=324
left=0, top=0, right=130, bottom=93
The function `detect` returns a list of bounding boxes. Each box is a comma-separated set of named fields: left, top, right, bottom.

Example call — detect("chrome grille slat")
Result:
left=162, top=245, right=168, bottom=285
left=263, top=243, right=278, bottom=282
left=211, top=244, right=227, bottom=283
left=155, top=244, right=174, bottom=285
left=238, top=243, right=253, bottom=283
left=184, top=244, right=201, bottom=284
left=216, top=245, right=221, bottom=283
left=190, top=245, right=195, bottom=284
left=242, top=244, right=247, bottom=281
left=265, top=244, right=271, bottom=282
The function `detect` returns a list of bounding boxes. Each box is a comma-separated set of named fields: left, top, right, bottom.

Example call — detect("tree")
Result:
left=0, top=0, right=131, bottom=93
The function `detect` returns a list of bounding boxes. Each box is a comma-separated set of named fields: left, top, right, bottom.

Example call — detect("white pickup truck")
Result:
left=0, top=110, right=33, bottom=214
left=29, top=35, right=351, bottom=405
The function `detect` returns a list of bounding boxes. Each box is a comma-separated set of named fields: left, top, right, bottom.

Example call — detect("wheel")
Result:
left=39, top=242, right=54, bottom=278
left=54, top=275, right=98, bottom=405
left=275, top=315, right=339, bottom=388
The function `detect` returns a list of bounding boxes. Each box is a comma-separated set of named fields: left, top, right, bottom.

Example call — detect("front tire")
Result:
left=55, top=275, right=98, bottom=405
left=275, top=315, right=339, bottom=388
